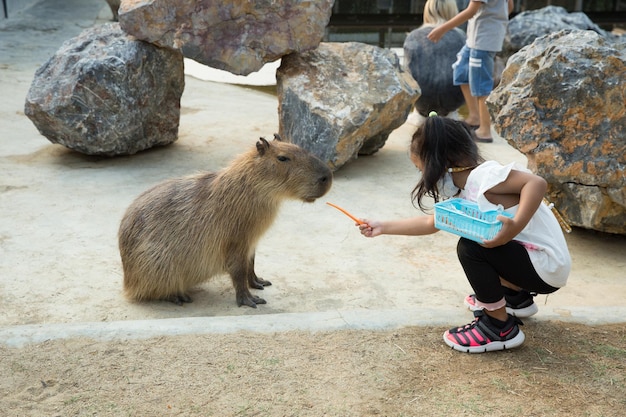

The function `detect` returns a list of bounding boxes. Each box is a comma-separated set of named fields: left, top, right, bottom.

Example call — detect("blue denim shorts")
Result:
left=452, top=45, right=496, bottom=97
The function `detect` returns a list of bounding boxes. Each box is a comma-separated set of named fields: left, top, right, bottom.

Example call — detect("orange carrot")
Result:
left=326, top=202, right=365, bottom=225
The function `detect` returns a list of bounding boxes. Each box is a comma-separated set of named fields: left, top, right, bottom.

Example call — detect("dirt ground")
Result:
left=2, top=321, right=625, bottom=416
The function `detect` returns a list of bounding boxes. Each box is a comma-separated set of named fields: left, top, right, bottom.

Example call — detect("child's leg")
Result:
left=460, top=84, right=479, bottom=126
left=446, top=240, right=542, bottom=353
left=452, top=46, right=479, bottom=126
left=499, top=278, right=521, bottom=291
left=456, top=238, right=558, bottom=315
left=475, top=96, right=491, bottom=140
left=465, top=280, right=540, bottom=318
left=467, top=49, right=496, bottom=140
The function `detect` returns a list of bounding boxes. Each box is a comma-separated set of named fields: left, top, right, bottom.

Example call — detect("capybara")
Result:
left=119, top=134, right=332, bottom=308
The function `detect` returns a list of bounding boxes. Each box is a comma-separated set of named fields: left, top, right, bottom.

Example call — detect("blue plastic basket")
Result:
left=434, top=198, right=513, bottom=243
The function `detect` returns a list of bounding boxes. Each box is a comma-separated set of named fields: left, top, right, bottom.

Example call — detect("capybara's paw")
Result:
left=167, top=293, right=193, bottom=306
left=250, top=276, right=272, bottom=289
left=257, top=277, right=272, bottom=287
left=252, top=295, right=267, bottom=304
left=237, top=293, right=267, bottom=308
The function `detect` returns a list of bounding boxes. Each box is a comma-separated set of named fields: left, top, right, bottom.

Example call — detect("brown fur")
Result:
left=118, top=135, right=332, bottom=308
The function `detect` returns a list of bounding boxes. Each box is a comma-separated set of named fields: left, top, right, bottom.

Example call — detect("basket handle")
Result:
left=543, top=198, right=572, bottom=234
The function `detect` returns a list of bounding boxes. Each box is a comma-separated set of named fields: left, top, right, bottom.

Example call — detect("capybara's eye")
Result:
left=277, top=155, right=290, bottom=162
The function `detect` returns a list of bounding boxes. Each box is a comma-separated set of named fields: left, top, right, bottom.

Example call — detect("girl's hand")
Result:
left=481, top=215, right=518, bottom=248
left=427, top=26, right=445, bottom=43
left=358, top=219, right=382, bottom=238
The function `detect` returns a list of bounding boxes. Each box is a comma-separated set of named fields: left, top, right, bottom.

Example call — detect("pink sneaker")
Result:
left=444, top=310, right=525, bottom=353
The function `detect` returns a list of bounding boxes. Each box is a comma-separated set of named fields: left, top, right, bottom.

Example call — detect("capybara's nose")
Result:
left=318, top=172, right=332, bottom=191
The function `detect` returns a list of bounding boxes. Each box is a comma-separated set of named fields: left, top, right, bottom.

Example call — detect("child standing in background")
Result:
left=422, top=0, right=459, bottom=25
left=357, top=116, right=571, bottom=353
left=427, top=0, right=514, bottom=142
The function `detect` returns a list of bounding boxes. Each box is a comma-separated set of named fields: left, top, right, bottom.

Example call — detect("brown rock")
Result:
left=488, top=30, right=626, bottom=234
left=118, top=0, right=333, bottom=76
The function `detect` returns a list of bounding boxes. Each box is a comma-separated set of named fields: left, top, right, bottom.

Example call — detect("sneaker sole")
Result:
left=507, top=303, right=538, bottom=318
left=464, top=298, right=538, bottom=318
left=443, top=329, right=526, bottom=353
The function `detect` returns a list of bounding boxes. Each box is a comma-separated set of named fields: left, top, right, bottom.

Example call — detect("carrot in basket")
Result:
left=326, top=202, right=365, bottom=225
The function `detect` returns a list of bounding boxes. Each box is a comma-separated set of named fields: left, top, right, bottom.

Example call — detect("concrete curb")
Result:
left=2, top=307, right=625, bottom=347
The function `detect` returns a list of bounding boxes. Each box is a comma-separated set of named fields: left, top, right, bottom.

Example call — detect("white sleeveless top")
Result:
left=459, top=161, right=571, bottom=288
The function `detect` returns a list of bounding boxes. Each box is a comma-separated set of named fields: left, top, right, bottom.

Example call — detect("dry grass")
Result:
left=2, top=321, right=625, bottom=416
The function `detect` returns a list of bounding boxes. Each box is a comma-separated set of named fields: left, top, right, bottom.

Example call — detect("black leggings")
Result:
left=456, top=238, right=559, bottom=304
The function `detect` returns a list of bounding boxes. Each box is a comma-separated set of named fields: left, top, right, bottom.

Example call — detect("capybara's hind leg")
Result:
left=167, top=293, right=193, bottom=306
left=247, top=254, right=272, bottom=289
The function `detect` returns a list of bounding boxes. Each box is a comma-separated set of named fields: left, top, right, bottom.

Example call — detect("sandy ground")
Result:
left=1, top=2, right=626, bottom=415
left=1, top=1, right=625, bottom=331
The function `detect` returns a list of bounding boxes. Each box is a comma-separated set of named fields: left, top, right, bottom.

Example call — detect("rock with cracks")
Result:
left=488, top=30, right=626, bottom=234
left=118, top=0, right=333, bottom=76
left=276, top=42, right=420, bottom=171
left=502, top=6, right=622, bottom=61
left=24, top=23, right=184, bottom=156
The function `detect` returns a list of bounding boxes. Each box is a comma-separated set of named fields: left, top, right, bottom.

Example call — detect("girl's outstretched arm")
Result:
left=358, top=215, right=438, bottom=238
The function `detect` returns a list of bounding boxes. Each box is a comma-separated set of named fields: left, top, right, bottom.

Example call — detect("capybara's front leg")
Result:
left=247, top=254, right=272, bottom=289
left=237, top=290, right=266, bottom=308
left=229, top=257, right=266, bottom=308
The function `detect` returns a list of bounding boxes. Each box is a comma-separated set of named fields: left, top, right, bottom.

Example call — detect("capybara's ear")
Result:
left=273, top=133, right=282, bottom=142
left=256, top=137, right=270, bottom=155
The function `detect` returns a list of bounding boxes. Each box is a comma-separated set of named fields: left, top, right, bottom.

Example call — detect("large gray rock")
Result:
left=503, top=6, right=621, bottom=60
left=488, top=30, right=626, bottom=234
left=403, top=26, right=465, bottom=117
left=276, top=42, right=420, bottom=171
left=24, top=23, right=184, bottom=156
left=118, top=0, right=333, bottom=76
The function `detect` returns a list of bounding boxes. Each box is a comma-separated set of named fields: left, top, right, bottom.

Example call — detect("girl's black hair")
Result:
left=410, top=116, right=483, bottom=211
